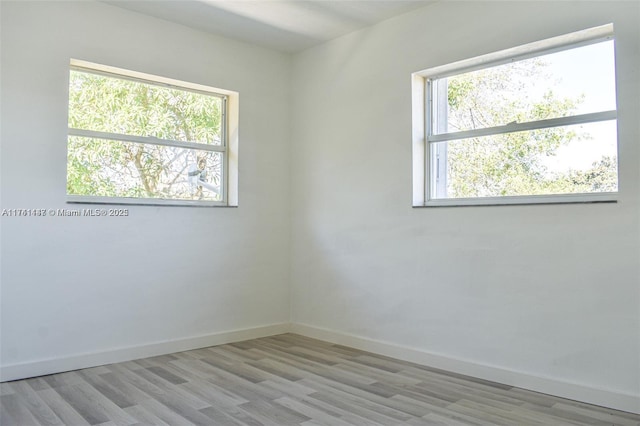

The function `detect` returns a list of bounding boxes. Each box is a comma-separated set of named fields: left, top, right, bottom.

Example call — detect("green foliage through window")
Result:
left=428, top=38, right=618, bottom=201
left=67, top=67, right=226, bottom=202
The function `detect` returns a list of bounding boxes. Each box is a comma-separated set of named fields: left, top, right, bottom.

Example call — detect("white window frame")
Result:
left=66, top=60, right=239, bottom=207
left=411, top=24, right=618, bottom=207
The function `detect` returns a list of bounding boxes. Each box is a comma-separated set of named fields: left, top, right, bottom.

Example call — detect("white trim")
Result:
left=415, top=24, right=614, bottom=80
left=425, top=191, right=618, bottom=207
left=427, top=111, right=617, bottom=143
left=226, top=93, right=239, bottom=206
left=221, top=97, right=229, bottom=203
left=71, top=64, right=226, bottom=99
left=0, top=323, right=289, bottom=382
left=3, top=321, right=637, bottom=413
left=70, top=59, right=236, bottom=98
left=69, top=128, right=226, bottom=152
left=66, top=195, right=227, bottom=207
left=290, top=323, right=640, bottom=414
left=411, top=73, right=426, bottom=206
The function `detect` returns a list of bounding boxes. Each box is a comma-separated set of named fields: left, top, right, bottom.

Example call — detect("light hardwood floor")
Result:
left=1, top=333, right=638, bottom=425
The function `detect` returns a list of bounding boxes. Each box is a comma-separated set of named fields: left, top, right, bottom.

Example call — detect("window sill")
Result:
left=67, top=195, right=236, bottom=207
left=415, top=192, right=618, bottom=208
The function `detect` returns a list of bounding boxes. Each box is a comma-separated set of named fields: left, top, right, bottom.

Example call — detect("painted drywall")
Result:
left=290, top=0, right=640, bottom=409
left=0, top=1, right=291, bottom=375
left=1, top=0, right=639, bottom=413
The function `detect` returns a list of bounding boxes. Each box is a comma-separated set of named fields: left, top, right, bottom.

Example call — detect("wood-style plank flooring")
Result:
left=1, top=333, right=638, bottom=425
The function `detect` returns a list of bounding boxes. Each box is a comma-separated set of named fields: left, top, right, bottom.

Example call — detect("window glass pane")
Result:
left=430, top=120, right=617, bottom=199
left=434, top=40, right=616, bottom=134
left=67, top=137, right=222, bottom=201
left=68, top=70, right=223, bottom=145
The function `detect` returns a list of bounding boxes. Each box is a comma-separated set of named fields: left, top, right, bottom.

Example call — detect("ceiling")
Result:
left=104, top=0, right=434, bottom=53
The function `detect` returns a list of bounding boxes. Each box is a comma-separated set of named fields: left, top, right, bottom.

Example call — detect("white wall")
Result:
left=2, top=0, right=639, bottom=414
left=290, top=0, right=640, bottom=412
left=0, top=1, right=291, bottom=377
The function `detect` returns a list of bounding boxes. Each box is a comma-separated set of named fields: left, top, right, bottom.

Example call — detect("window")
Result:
left=67, top=60, right=238, bottom=206
left=412, top=24, right=618, bottom=206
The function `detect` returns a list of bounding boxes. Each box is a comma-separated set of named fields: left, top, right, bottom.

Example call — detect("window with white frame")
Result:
left=67, top=61, right=234, bottom=206
left=413, top=24, right=618, bottom=206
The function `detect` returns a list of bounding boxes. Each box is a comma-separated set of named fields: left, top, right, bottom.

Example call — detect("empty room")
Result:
left=1, top=0, right=639, bottom=425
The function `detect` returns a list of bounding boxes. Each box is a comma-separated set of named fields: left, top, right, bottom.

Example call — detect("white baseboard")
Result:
left=290, top=322, right=640, bottom=415
left=0, top=323, right=290, bottom=382
left=3, top=321, right=638, bottom=414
